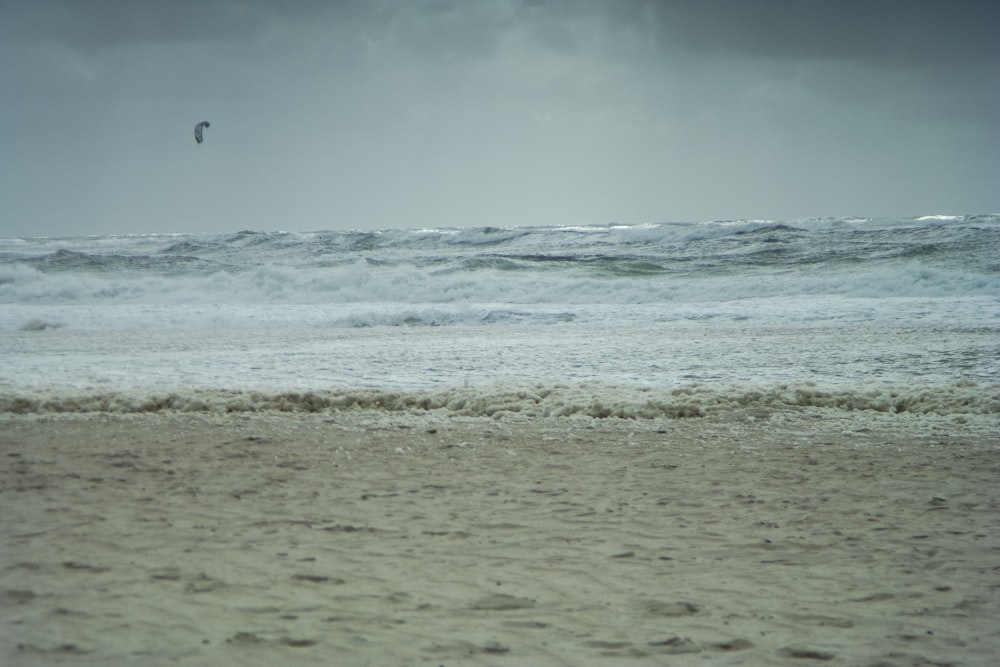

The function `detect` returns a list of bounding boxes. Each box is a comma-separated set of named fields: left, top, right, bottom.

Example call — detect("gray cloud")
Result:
left=2, top=0, right=359, bottom=48
left=1, top=0, right=997, bottom=235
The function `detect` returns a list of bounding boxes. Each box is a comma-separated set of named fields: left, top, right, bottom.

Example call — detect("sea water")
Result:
left=1, top=216, right=998, bottom=417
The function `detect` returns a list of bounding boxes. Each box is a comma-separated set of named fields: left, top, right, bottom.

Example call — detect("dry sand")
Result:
left=2, top=407, right=998, bottom=666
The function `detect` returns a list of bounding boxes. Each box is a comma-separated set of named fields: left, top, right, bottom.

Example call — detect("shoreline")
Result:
left=3, top=408, right=999, bottom=666
left=2, top=379, right=999, bottom=418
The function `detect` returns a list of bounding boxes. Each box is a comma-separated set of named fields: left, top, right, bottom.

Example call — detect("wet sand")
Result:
left=2, top=407, right=998, bottom=666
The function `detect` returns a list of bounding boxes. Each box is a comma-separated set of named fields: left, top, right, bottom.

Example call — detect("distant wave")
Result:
left=2, top=216, right=997, bottom=334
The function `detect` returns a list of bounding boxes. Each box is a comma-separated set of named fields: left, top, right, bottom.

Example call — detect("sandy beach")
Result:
left=2, top=406, right=998, bottom=666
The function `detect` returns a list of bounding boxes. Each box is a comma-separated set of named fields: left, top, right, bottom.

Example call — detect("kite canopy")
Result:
left=194, top=121, right=210, bottom=144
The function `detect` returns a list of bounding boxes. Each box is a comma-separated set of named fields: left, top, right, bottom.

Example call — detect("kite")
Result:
left=194, top=121, right=210, bottom=144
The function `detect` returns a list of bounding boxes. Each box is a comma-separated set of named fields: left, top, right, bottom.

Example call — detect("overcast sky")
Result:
left=2, top=0, right=998, bottom=236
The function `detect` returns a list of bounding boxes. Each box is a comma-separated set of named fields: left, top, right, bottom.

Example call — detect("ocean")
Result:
left=1, top=215, right=998, bottom=417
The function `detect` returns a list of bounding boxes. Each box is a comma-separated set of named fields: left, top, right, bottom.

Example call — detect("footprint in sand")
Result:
left=641, top=599, right=702, bottom=617
left=3, top=589, right=36, bottom=604
left=291, top=574, right=346, bottom=584
left=470, top=593, right=536, bottom=611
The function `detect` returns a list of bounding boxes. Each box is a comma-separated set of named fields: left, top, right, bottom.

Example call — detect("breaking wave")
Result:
left=2, top=216, right=997, bottom=313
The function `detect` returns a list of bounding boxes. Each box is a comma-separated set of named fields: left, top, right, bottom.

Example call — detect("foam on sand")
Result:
left=2, top=380, right=997, bottom=417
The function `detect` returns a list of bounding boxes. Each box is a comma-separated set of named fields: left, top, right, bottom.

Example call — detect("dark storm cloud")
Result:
left=7, top=0, right=999, bottom=72
left=633, top=0, right=1000, bottom=69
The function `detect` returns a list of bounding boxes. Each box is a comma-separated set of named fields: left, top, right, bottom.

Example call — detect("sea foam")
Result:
left=2, top=382, right=997, bottom=418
